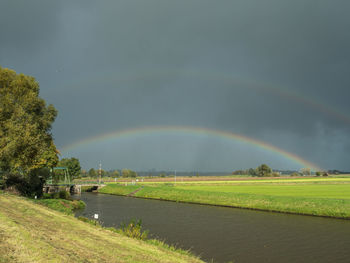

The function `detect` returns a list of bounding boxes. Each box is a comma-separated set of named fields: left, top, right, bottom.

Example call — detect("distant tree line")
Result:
left=233, top=165, right=331, bottom=177
left=232, top=164, right=280, bottom=177
left=82, top=168, right=138, bottom=178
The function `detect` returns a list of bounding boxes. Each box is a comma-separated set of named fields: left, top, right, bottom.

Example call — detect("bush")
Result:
left=0, top=176, right=4, bottom=190
left=120, top=219, right=149, bottom=240
left=42, top=190, right=71, bottom=200
left=3, top=170, right=49, bottom=198
left=50, top=192, right=60, bottom=199
left=72, top=200, right=86, bottom=210
left=42, top=193, right=52, bottom=199
left=59, top=190, right=71, bottom=200
left=78, top=217, right=148, bottom=239
left=37, top=199, right=85, bottom=214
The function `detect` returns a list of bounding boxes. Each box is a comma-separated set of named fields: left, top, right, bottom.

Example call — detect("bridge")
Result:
left=43, top=184, right=106, bottom=195
left=44, top=167, right=105, bottom=194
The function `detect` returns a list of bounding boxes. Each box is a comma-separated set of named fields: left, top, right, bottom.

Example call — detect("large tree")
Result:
left=0, top=66, right=58, bottom=173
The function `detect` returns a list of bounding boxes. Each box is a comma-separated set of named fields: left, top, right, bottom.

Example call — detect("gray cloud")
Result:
left=0, top=1, right=64, bottom=57
left=1, top=0, right=350, bottom=170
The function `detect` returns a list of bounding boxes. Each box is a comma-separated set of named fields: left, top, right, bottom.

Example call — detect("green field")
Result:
left=106, top=177, right=350, bottom=185
left=99, top=177, right=350, bottom=219
left=0, top=193, right=203, bottom=263
left=176, top=184, right=350, bottom=199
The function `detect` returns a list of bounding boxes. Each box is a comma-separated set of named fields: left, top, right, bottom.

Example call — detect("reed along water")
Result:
left=75, top=192, right=350, bottom=263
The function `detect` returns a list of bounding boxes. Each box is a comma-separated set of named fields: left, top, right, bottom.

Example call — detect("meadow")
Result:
left=99, top=176, right=350, bottom=219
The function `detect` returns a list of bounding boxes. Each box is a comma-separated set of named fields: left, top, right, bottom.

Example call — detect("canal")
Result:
left=75, top=192, right=350, bottom=263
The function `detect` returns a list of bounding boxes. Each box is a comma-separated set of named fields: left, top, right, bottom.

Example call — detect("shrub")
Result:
left=4, top=171, right=47, bottom=198
left=50, top=192, right=60, bottom=199
left=42, top=193, right=52, bottom=199
left=42, top=190, right=71, bottom=200
left=59, top=190, right=71, bottom=200
left=72, top=200, right=86, bottom=210
left=120, top=219, right=149, bottom=240
left=0, top=170, right=5, bottom=189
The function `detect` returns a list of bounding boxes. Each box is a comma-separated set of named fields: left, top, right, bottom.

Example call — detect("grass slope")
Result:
left=0, top=193, right=203, bottom=263
left=35, top=199, right=85, bottom=214
left=100, top=179, right=350, bottom=219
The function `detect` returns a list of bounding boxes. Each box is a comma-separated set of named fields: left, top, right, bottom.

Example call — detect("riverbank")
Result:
left=0, top=193, right=203, bottom=263
left=35, top=198, right=85, bottom=214
left=99, top=179, right=350, bottom=219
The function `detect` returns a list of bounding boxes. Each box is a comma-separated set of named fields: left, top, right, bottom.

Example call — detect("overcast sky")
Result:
left=1, top=0, right=350, bottom=171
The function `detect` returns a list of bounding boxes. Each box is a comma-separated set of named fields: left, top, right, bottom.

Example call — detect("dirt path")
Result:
left=127, top=186, right=144, bottom=197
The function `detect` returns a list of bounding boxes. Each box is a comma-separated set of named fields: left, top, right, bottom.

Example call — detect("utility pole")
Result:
left=175, top=169, right=177, bottom=184
left=99, top=162, right=102, bottom=185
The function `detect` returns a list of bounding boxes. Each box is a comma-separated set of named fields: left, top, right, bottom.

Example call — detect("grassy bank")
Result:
left=35, top=199, right=85, bottom=214
left=0, top=193, right=203, bottom=263
left=99, top=179, right=350, bottom=219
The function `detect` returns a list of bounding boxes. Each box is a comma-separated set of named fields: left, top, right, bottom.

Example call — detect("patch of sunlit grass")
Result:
left=0, top=193, right=203, bottom=263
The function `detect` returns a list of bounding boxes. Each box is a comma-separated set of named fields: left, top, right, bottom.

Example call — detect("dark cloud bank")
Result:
left=1, top=0, right=349, bottom=171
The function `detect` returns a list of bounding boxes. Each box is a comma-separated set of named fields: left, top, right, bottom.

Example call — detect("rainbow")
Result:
left=61, top=126, right=322, bottom=171
left=67, top=69, right=350, bottom=125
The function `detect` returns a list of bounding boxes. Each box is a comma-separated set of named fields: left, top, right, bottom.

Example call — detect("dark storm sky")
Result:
left=1, top=0, right=350, bottom=171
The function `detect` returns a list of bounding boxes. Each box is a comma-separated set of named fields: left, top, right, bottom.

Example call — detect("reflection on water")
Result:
left=75, top=193, right=350, bottom=263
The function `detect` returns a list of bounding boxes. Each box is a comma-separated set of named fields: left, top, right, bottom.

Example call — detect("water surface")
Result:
left=75, top=193, right=350, bottom=263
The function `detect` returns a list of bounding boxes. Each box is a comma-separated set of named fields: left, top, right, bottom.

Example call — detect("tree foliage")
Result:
left=256, top=164, right=272, bottom=177
left=81, top=169, right=87, bottom=177
left=300, top=168, right=311, bottom=176
left=57, top=157, right=81, bottom=179
left=111, top=170, right=120, bottom=177
left=232, top=167, right=259, bottom=176
left=0, top=66, right=58, bottom=173
left=3, top=168, right=50, bottom=197
left=121, top=169, right=137, bottom=178
left=88, top=168, right=97, bottom=177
